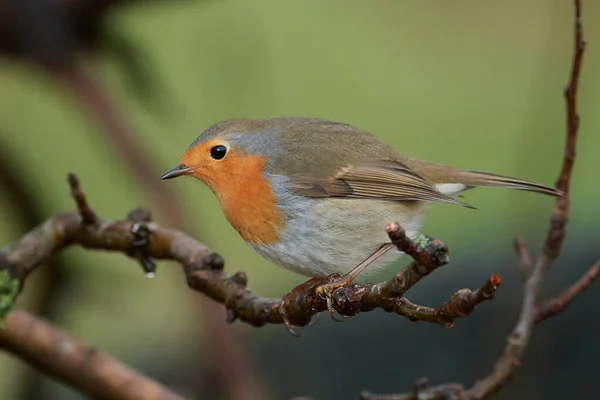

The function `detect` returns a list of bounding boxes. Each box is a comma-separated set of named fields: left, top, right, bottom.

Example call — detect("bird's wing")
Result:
left=290, top=162, right=473, bottom=208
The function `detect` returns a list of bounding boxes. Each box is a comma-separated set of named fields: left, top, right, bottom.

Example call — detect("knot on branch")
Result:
left=128, top=208, right=156, bottom=276
left=387, top=223, right=450, bottom=269
left=202, top=253, right=225, bottom=271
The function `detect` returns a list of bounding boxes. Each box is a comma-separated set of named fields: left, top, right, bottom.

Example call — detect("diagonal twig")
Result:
left=535, top=260, right=600, bottom=324
left=514, top=237, right=533, bottom=279
left=67, top=173, right=98, bottom=226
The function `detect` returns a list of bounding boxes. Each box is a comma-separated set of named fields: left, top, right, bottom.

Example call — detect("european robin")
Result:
left=162, top=117, right=560, bottom=326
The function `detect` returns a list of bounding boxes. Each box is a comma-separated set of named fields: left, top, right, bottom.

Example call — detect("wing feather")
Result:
left=292, top=163, right=474, bottom=208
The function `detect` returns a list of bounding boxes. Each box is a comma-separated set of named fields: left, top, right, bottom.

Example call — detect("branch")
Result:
left=0, top=310, right=185, bottom=400
left=0, top=176, right=497, bottom=331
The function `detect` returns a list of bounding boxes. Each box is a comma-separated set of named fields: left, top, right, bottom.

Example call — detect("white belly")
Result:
left=251, top=196, right=429, bottom=277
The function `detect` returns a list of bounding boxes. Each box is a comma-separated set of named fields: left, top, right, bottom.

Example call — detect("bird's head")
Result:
left=161, top=118, right=280, bottom=190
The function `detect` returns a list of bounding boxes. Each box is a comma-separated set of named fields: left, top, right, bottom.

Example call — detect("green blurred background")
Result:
left=0, top=0, right=599, bottom=399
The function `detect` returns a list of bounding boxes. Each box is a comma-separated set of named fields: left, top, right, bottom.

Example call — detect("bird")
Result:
left=161, top=117, right=561, bottom=325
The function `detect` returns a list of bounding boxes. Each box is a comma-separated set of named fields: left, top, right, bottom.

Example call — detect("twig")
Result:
left=535, top=260, right=600, bottom=324
left=541, top=0, right=585, bottom=265
left=392, top=275, right=501, bottom=329
left=354, top=225, right=500, bottom=328
left=67, top=173, right=98, bottom=226
left=0, top=176, right=496, bottom=330
left=514, top=237, right=532, bottom=279
left=387, top=222, right=450, bottom=267
left=54, top=62, right=188, bottom=231
left=0, top=310, right=185, bottom=400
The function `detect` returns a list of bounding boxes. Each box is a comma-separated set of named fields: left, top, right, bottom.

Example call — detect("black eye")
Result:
left=210, top=145, right=227, bottom=160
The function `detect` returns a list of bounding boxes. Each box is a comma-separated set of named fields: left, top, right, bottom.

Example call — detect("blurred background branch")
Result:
left=0, top=310, right=186, bottom=400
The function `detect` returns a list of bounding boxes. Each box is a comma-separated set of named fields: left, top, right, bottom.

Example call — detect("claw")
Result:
left=317, top=282, right=351, bottom=321
left=312, top=243, right=397, bottom=321
left=277, top=274, right=348, bottom=334
left=277, top=300, right=302, bottom=337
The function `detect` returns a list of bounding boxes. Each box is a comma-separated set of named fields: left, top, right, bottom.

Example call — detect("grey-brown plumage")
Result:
left=174, top=116, right=562, bottom=277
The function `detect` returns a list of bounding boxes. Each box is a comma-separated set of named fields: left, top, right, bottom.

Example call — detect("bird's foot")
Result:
left=277, top=276, right=334, bottom=336
left=315, top=275, right=354, bottom=322
left=314, top=243, right=397, bottom=321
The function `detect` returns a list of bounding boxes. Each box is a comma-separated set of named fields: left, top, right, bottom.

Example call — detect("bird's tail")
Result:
left=446, top=168, right=562, bottom=197
left=412, top=160, right=563, bottom=198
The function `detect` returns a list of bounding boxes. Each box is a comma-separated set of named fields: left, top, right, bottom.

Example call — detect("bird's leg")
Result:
left=316, top=243, right=397, bottom=319
left=277, top=275, right=338, bottom=336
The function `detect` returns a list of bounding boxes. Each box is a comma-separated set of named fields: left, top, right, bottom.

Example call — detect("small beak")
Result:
left=160, top=164, right=194, bottom=180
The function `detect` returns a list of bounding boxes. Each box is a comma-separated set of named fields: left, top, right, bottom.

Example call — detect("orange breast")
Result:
left=184, top=146, right=284, bottom=245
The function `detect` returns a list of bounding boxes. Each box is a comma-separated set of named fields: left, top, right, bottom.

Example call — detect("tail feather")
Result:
left=455, top=170, right=562, bottom=197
